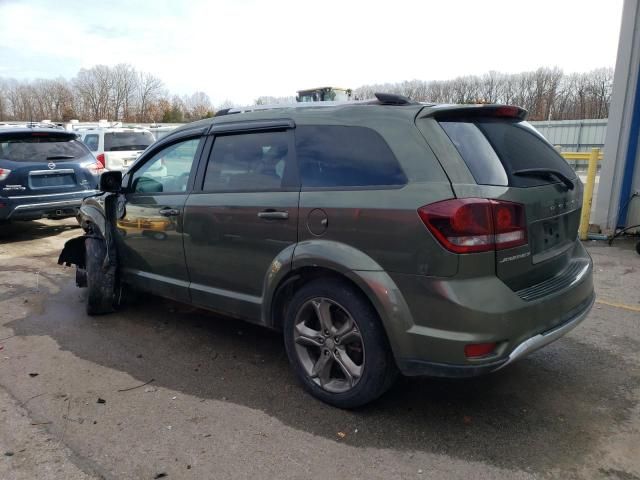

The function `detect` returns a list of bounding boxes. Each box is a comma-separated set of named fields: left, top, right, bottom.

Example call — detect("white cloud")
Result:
left=0, top=0, right=624, bottom=105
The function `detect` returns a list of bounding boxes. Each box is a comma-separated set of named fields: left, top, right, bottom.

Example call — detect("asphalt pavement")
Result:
left=0, top=219, right=638, bottom=479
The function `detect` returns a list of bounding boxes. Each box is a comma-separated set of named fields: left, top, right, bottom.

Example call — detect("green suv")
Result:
left=59, top=94, right=594, bottom=408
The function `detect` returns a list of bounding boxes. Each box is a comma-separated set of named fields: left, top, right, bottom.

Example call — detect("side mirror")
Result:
left=99, top=171, right=123, bottom=193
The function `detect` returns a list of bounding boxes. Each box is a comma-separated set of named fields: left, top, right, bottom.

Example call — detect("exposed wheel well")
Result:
left=270, top=266, right=379, bottom=332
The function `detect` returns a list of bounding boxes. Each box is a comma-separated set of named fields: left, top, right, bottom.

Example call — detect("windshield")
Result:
left=104, top=131, right=154, bottom=152
left=0, top=136, right=90, bottom=162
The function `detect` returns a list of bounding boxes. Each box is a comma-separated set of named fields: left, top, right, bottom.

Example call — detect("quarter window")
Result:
left=131, top=138, right=200, bottom=194
left=295, top=125, right=406, bottom=188
left=203, top=131, right=291, bottom=191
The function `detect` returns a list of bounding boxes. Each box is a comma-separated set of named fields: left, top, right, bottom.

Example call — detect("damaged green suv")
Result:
left=59, top=94, right=594, bottom=408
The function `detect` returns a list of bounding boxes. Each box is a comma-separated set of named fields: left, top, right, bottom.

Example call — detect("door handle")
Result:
left=158, top=207, right=180, bottom=217
left=257, top=210, right=289, bottom=220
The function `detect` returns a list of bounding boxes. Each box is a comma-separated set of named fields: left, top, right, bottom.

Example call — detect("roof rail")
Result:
left=214, top=94, right=422, bottom=117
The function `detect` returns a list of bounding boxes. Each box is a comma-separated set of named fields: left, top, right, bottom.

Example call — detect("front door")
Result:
left=117, top=136, right=203, bottom=302
left=183, top=128, right=299, bottom=322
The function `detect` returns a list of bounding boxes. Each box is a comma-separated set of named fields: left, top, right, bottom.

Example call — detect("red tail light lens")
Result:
left=418, top=198, right=527, bottom=253
left=95, top=153, right=105, bottom=169
left=491, top=201, right=527, bottom=249
left=0, top=168, right=11, bottom=181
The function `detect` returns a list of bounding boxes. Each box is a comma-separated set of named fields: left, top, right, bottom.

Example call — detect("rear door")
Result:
left=423, top=110, right=584, bottom=292
left=0, top=131, right=98, bottom=197
left=183, top=124, right=299, bottom=322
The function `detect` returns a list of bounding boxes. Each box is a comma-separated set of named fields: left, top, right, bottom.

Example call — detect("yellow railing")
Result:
left=561, top=151, right=604, bottom=162
left=562, top=148, right=601, bottom=240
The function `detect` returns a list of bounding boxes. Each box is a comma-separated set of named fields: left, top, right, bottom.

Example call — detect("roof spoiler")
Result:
left=373, top=92, right=417, bottom=105
left=421, top=104, right=527, bottom=120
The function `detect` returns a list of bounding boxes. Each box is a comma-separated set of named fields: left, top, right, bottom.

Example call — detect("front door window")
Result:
left=131, top=138, right=200, bottom=193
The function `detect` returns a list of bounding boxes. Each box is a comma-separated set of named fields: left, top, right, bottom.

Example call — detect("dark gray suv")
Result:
left=59, top=94, right=594, bottom=408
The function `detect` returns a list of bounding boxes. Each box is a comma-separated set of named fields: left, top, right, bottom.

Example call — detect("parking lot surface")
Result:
left=0, top=219, right=638, bottom=479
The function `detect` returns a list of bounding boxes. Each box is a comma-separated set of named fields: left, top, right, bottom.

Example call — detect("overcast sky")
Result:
left=0, top=0, right=624, bottom=106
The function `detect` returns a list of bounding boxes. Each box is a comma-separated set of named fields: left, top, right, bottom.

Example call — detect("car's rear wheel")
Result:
left=283, top=278, right=397, bottom=408
left=85, top=237, right=116, bottom=315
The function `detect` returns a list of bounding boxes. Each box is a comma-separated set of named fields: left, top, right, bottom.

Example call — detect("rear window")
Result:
left=0, top=136, right=90, bottom=162
left=295, top=125, right=406, bottom=188
left=440, top=119, right=576, bottom=187
left=104, top=132, right=154, bottom=152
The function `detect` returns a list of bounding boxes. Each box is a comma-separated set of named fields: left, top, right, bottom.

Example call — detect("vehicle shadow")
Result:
left=0, top=219, right=80, bottom=244
left=9, top=279, right=639, bottom=473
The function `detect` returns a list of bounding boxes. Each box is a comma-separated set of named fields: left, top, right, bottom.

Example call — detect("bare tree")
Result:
left=136, top=72, right=163, bottom=122
left=111, top=64, right=137, bottom=121
left=185, top=91, right=213, bottom=119
left=74, top=65, right=114, bottom=120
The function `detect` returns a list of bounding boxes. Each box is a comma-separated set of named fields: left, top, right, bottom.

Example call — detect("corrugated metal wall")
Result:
left=530, top=119, right=607, bottom=152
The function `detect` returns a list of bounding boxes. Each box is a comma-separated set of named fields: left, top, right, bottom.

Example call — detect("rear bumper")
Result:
left=397, top=291, right=594, bottom=377
left=0, top=191, right=98, bottom=220
left=378, top=241, right=594, bottom=376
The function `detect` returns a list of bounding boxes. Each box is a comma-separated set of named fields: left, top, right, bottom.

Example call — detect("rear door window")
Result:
left=203, top=130, right=293, bottom=192
left=295, top=125, right=406, bottom=188
left=440, top=119, right=576, bottom=187
left=104, top=132, right=154, bottom=152
left=0, top=136, right=90, bottom=162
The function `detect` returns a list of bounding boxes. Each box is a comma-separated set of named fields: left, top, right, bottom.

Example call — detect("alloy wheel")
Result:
left=293, top=297, right=365, bottom=393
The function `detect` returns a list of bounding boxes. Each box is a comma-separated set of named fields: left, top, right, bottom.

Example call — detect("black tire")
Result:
left=85, top=237, right=116, bottom=315
left=283, top=277, right=398, bottom=409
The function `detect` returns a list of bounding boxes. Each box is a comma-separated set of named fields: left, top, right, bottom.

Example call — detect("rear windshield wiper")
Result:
left=512, top=168, right=575, bottom=190
left=46, top=155, right=75, bottom=160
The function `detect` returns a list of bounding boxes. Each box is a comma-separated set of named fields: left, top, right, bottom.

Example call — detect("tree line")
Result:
left=354, top=67, right=613, bottom=120
left=0, top=64, right=214, bottom=123
left=0, top=65, right=613, bottom=123
left=255, top=67, right=613, bottom=121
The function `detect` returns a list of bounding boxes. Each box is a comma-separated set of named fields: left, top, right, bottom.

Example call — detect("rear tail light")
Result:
left=95, top=153, right=105, bottom=170
left=81, top=161, right=104, bottom=176
left=418, top=198, right=527, bottom=253
left=464, top=342, right=497, bottom=358
left=0, top=168, right=11, bottom=181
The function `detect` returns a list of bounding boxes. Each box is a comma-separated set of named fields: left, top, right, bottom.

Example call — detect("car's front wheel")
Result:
left=85, top=237, right=116, bottom=315
left=283, top=278, right=398, bottom=408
